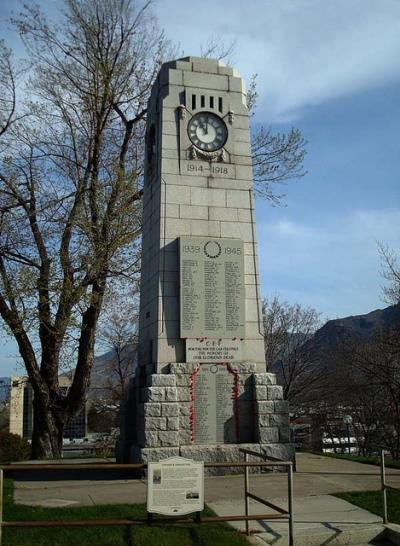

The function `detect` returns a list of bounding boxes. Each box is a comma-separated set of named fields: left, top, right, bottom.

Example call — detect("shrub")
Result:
left=0, top=431, right=30, bottom=462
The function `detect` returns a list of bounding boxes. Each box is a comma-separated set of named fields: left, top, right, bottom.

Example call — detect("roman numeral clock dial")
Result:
left=188, top=112, right=228, bottom=152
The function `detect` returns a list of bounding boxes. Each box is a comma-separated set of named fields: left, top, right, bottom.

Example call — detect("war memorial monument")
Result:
left=117, top=57, right=293, bottom=466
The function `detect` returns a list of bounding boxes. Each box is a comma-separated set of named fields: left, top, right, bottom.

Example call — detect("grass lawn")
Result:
left=2, top=479, right=250, bottom=546
left=334, top=490, right=400, bottom=524
left=318, top=452, right=400, bottom=470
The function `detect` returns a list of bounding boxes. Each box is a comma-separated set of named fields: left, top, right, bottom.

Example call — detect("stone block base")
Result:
left=117, top=363, right=295, bottom=473
left=129, top=442, right=295, bottom=475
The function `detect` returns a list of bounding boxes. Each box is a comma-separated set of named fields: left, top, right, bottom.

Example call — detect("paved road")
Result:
left=13, top=452, right=400, bottom=507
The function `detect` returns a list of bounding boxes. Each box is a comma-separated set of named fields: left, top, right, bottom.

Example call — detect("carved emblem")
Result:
left=178, top=105, right=187, bottom=120
left=189, top=145, right=227, bottom=162
left=228, top=111, right=235, bottom=124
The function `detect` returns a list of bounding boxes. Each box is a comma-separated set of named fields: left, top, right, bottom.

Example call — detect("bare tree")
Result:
left=252, top=127, right=307, bottom=204
left=263, top=296, right=322, bottom=406
left=96, top=283, right=139, bottom=403
left=318, top=316, right=400, bottom=458
left=378, top=243, right=400, bottom=305
left=0, top=0, right=170, bottom=458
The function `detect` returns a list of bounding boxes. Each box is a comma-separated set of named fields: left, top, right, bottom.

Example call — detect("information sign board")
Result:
left=147, top=457, right=204, bottom=516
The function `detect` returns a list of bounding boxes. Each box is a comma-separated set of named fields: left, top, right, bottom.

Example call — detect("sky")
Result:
left=0, top=0, right=399, bottom=374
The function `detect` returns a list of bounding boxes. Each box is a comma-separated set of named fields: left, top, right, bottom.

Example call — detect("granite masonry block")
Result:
left=179, top=403, right=191, bottom=417
left=220, top=221, right=253, bottom=241
left=258, top=427, right=280, bottom=443
left=161, top=403, right=179, bottom=417
left=253, top=373, right=277, bottom=386
left=143, top=403, right=161, bottom=417
left=179, top=431, right=192, bottom=445
left=165, top=387, right=178, bottom=402
left=258, top=414, right=271, bottom=427
left=180, top=204, right=208, bottom=220
left=268, top=414, right=289, bottom=427
left=143, top=387, right=165, bottom=402
left=226, top=189, right=251, bottom=209
left=192, top=59, right=219, bottom=74
left=238, top=209, right=252, bottom=222
left=158, top=431, right=179, bottom=447
left=230, top=362, right=257, bottom=373
left=170, top=363, right=199, bottom=374
left=177, top=388, right=191, bottom=402
left=259, top=444, right=295, bottom=463
left=175, top=374, right=190, bottom=387
left=167, top=417, right=179, bottom=431
left=140, top=447, right=180, bottom=463
left=147, top=374, right=176, bottom=387
left=166, top=185, right=190, bottom=205
left=191, top=219, right=221, bottom=238
left=280, top=426, right=291, bottom=443
left=267, top=386, right=283, bottom=400
left=144, top=431, right=159, bottom=448
left=274, top=400, right=290, bottom=413
left=190, top=187, right=225, bottom=207
left=209, top=207, right=238, bottom=222
left=255, top=401, right=275, bottom=414
left=218, top=65, right=234, bottom=76
left=179, top=417, right=191, bottom=430
left=255, top=385, right=268, bottom=400
left=144, top=417, right=167, bottom=431
left=183, top=71, right=229, bottom=91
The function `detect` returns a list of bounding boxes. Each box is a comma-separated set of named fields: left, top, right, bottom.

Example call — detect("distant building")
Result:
left=0, top=377, right=10, bottom=403
left=9, top=376, right=86, bottom=440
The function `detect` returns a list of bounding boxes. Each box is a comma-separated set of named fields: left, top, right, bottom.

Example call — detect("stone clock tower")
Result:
left=117, top=57, right=293, bottom=466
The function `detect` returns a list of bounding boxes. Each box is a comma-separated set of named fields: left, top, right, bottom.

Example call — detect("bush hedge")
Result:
left=0, top=431, right=30, bottom=462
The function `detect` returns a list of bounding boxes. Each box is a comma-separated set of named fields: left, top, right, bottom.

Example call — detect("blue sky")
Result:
left=0, top=0, right=399, bottom=374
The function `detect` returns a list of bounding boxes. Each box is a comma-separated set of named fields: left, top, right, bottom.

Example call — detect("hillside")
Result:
left=306, top=304, right=400, bottom=362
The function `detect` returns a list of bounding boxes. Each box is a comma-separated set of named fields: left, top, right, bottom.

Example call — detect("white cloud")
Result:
left=158, top=0, right=400, bottom=122
left=257, top=209, right=400, bottom=318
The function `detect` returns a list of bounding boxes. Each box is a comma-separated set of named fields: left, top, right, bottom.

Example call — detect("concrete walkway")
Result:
left=11, top=453, right=400, bottom=545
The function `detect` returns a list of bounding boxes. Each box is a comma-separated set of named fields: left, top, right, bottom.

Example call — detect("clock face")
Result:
left=187, top=112, right=227, bottom=152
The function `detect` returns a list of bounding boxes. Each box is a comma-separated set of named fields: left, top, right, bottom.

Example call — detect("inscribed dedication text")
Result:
left=193, top=363, right=238, bottom=444
left=180, top=237, right=245, bottom=338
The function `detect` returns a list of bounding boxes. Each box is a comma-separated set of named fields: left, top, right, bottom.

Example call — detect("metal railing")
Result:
left=240, top=448, right=294, bottom=545
left=0, top=455, right=294, bottom=546
left=380, top=448, right=400, bottom=524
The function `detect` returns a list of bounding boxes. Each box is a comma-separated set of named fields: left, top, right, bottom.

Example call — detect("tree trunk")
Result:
left=30, top=396, right=64, bottom=459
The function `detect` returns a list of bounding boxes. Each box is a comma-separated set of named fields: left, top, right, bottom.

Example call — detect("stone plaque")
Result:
left=186, top=338, right=242, bottom=363
left=147, top=457, right=204, bottom=515
left=182, top=160, right=236, bottom=178
left=192, top=363, right=238, bottom=444
left=180, top=237, right=245, bottom=338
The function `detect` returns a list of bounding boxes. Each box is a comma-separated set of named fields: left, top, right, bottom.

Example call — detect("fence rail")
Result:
left=380, top=449, right=400, bottom=524
left=0, top=453, right=294, bottom=546
left=240, top=448, right=293, bottom=544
